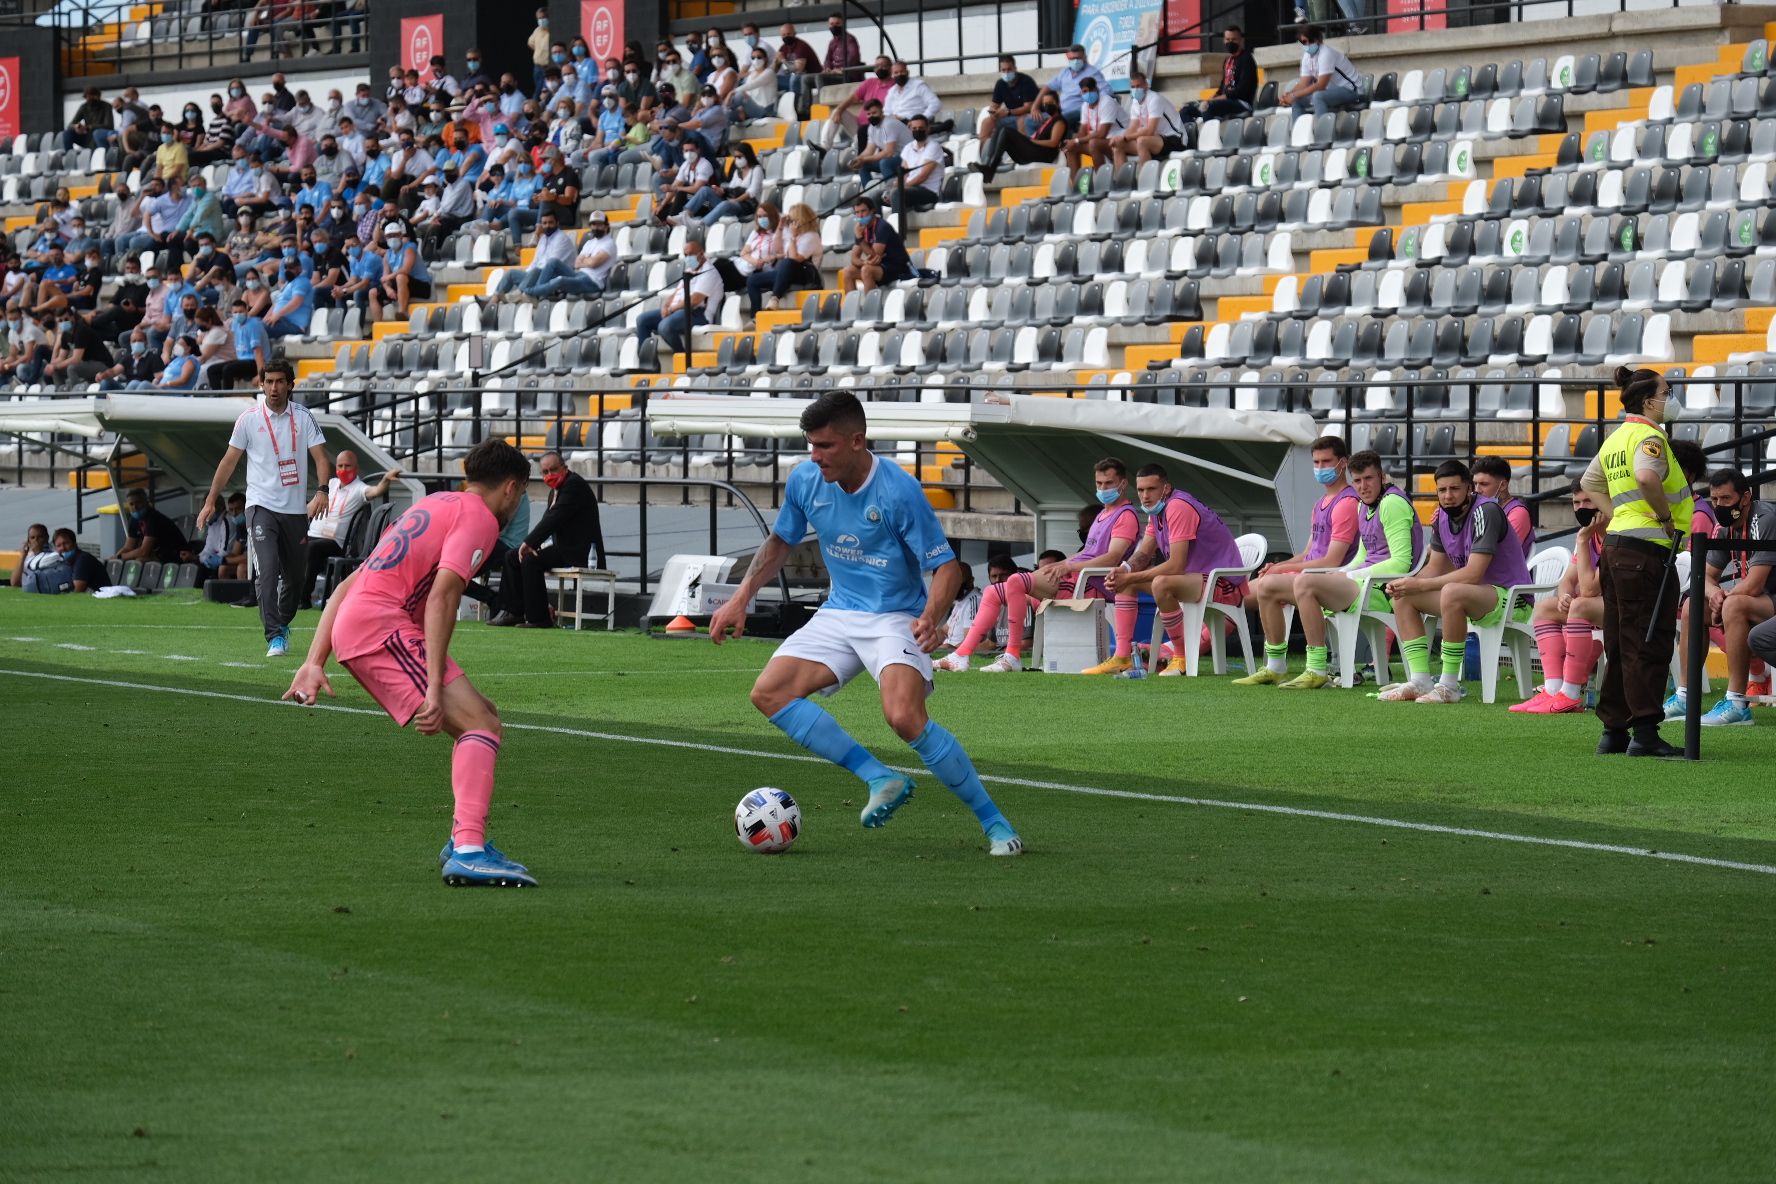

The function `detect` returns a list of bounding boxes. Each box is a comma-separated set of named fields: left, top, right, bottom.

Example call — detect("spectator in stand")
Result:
left=41, top=309, right=114, bottom=388
left=679, top=86, right=731, bottom=156
left=168, top=173, right=227, bottom=270
left=96, top=183, right=141, bottom=264
left=747, top=201, right=823, bottom=315
left=659, top=47, right=698, bottom=103
left=893, top=114, right=945, bottom=213
left=91, top=257, right=145, bottom=339
left=883, top=61, right=942, bottom=127
left=1062, top=76, right=1126, bottom=181
left=1111, top=70, right=1186, bottom=168
left=976, top=56, right=1041, bottom=145
left=654, top=133, right=716, bottom=223
left=852, top=99, right=911, bottom=185
left=300, top=449, right=401, bottom=607
left=532, top=212, right=615, bottom=300
left=164, top=290, right=205, bottom=362
left=586, top=89, right=629, bottom=162
left=156, top=336, right=203, bottom=391
left=262, top=254, right=314, bottom=339
left=491, top=209, right=576, bottom=301
left=490, top=450, right=607, bottom=628
left=828, top=55, right=895, bottom=146
left=774, top=23, right=821, bottom=119
left=416, top=160, right=477, bottom=256
left=0, top=310, right=48, bottom=386
left=823, top=13, right=864, bottom=85
left=635, top=238, right=723, bottom=356
left=615, top=60, right=652, bottom=115
left=334, top=234, right=383, bottom=312
left=1034, top=44, right=1105, bottom=133
left=238, top=267, right=273, bottom=319
left=528, top=8, right=553, bottom=94
left=114, top=488, right=186, bottom=567
left=1180, top=26, right=1258, bottom=123
left=838, top=194, right=911, bottom=293
left=371, top=221, right=431, bottom=321
left=343, top=82, right=384, bottom=133
left=209, top=297, right=270, bottom=388
left=97, top=327, right=163, bottom=390
left=63, top=87, right=117, bottom=152
left=705, top=41, right=740, bottom=104
left=688, top=143, right=764, bottom=225
left=546, top=94, right=586, bottom=163
left=328, top=0, right=366, bottom=54
left=729, top=43, right=781, bottom=124
left=1283, top=26, right=1364, bottom=116
left=193, top=305, right=233, bottom=378
left=730, top=202, right=782, bottom=288
left=531, top=148, right=580, bottom=232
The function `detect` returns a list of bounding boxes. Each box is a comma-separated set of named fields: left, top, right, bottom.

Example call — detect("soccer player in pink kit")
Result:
left=282, top=439, right=538, bottom=887
left=1089, top=463, right=1249, bottom=677
left=935, top=457, right=1140, bottom=673
left=1511, top=483, right=1608, bottom=714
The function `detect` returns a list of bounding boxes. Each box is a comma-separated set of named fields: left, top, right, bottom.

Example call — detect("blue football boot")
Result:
left=441, top=846, right=537, bottom=887
left=860, top=774, right=915, bottom=829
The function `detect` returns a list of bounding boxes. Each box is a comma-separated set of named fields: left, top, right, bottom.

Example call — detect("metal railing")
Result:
left=1283, top=0, right=1695, bottom=39
left=26, top=0, right=368, bottom=82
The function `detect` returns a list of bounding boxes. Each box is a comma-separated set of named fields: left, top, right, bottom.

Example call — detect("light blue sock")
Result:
left=768, top=699, right=894, bottom=785
left=909, top=721, right=1006, bottom=831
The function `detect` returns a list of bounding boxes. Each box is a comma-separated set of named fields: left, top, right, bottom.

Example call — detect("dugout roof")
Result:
left=649, top=396, right=1323, bottom=556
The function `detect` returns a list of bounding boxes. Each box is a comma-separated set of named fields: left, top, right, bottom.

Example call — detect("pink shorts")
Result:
left=341, top=626, right=465, bottom=727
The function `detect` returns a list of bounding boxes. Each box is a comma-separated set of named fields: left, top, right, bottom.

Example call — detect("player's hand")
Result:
left=1555, top=593, right=1572, bottom=616
left=911, top=615, right=945, bottom=653
left=195, top=497, right=216, bottom=533
left=709, top=599, right=745, bottom=644
left=307, top=491, right=328, bottom=518
left=282, top=662, right=333, bottom=706
left=414, top=685, right=445, bottom=735
left=1104, top=568, right=1121, bottom=593
left=1386, top=577, right=1414, bottom=598
left=518, top=542, right=537, bottom=562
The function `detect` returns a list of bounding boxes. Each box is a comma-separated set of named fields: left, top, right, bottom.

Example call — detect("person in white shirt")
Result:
left=851, top=99, right=911, bottom=184
left=883, top=62, right=942, bottom=125
left=1111, top=70, right=1186, bottom=168
left=728, top=45, right=780, bottom=122
left=730, top=202, right=781, bottom=278
left=655, top=140, right=716, bottom=222
left=894, top=114, right=946, bottom=212
left=1283, top=25, right=1364, bottom=116
left=1062, top=76, right=1126, bottom=180
left=492, top=209, right=579, bottom=300
left=300, top=448, right=400, bottom=608
left=635, top=238, right=722, bottom=355
left=518, top=211, right=615, bottom=300
left=194, top=363, right=332, bottom=657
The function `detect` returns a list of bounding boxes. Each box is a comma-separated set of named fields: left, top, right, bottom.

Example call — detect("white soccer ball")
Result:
left=735, top=788, right=801, bottom=853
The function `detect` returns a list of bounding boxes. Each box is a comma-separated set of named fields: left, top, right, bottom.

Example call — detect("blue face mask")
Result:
left=552, top=53, right=566, bottom=65
left=1304, top=43, right=1321, bottom=57
left=1083, top=92, right=1099, bottom=106
left=1130, top=88, right=1147, bottom=103
left=229, top=512, right=246, bottom=526
left=1095, top=488, right=1120, bottom=506
left=130, top=509, right=144, bottom=522
left=857, top=213, right=874, bottom=227
left=1001, top=71, right=1016, bottom=84
left=1313, top=467, right=1339, bottom=486
left=130, top=340, right=146, bottom=355
left=1144, top=495, right=1168, bottom=516
left=1068, top=59, right=1084, bottom=73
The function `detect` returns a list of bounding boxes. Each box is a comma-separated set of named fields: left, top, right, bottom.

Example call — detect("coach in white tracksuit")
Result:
left=196, top=362, right=331, bottom=654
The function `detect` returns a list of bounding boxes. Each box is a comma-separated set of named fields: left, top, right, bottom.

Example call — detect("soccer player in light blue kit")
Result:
left=709, top=391, right=1023, bottom=856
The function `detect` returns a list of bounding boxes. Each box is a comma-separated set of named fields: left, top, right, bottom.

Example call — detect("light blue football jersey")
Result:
left=772, top=456, right=956, bottom=615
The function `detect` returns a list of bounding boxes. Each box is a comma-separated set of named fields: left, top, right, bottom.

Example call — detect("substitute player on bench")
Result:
left=1377, top=459, right=1534, bottom=703
left=710, top=392, right=1022, bottom=856
left=282, top=439, right=537, bottom=887
left=1511, top=483, right=1607, bottom=714
left=1235, top=434, right=1358, bottom=685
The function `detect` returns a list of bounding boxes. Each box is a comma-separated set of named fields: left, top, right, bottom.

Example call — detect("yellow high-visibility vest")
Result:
left=1600, top=417, right=1693, bottom=547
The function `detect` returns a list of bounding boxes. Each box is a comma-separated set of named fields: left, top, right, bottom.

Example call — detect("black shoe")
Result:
left=487, top=611, right=519, bottom=627
left=230, top=596, right=257, bottom=609
left=1596, top=729, right=1630, bottom=755
left=1628, top=734, right=1683, bottom=759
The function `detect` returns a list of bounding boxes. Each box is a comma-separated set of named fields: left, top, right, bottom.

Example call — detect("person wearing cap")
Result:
left=417, top=160, right=477, bottom=255
left=491, top=209, right=581, bottom=301
left=371, top=221, right=432, bottom=321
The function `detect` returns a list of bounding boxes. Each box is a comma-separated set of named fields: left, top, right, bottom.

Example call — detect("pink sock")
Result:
left=1562, top=621, right=1600, bottom=691
left=1533, top=621, right=1565, bottom=688
left=1160, top=609, right=1187, bottom=652
left=451, top=730, right=500, bottom=848
left=1002, top=572, right=1032, bottom=658
left=955, top=583, right=1004, bottom=657
left=1113, top=594, right=1139, bottom=657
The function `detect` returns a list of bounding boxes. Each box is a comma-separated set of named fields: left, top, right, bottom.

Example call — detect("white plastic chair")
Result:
left=1152, top=533, right=1265, bottom=676
left=1313, top=549, right=1430, bottom=688
left=1471, top=546, right=1570, bottom=704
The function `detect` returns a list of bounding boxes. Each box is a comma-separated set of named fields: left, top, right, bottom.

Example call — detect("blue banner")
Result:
left=1073, top=0, right=1163, bottom=91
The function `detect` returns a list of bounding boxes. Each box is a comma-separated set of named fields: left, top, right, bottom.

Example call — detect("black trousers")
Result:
left=248, top=506, right=308, bottom=640
left=463, top=539, right=510, bottom=607
left=302, top=537, right=344, bottom=605
left=207, top=359, right=259, bottom=390
left=497, top=543, right=578, bottom=624
left=1597, top=538, right=1678, bottom=734
left=978, top=127, right=1058, bottom=182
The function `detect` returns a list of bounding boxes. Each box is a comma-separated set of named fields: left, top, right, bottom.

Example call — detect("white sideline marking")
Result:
left=5, top=667, right=1775, bottom=879
left=56, top=643, right=96, bottom=651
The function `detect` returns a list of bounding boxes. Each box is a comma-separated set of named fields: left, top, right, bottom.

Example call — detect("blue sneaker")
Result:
left=439, top=839, right=527, bottom=873
left=441, top=846, right=538, bottom=887
left=1662, top=693, right=1687, bottom=721
left=985, top=819, right=1023, bottom=857
left=860, top=774, right=914, bottom=829
left=1700, top=698, right=1755, bottom=727
left=265, top=629, right=289, bottom=659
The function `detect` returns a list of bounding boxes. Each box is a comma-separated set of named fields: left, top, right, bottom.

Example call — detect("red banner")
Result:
left=0, top=57, right=17, bottom=144
left=581, top=0, right=623, bottom=64
left=1388, top=0, right=1445, bottom=34
left=1162, top=0, right=1200, bottom=53
left=400, top=14, right=444, bottom=73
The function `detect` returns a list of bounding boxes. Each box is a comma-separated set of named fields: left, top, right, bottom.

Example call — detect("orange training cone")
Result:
left=665, top=615, right=697, bottom=634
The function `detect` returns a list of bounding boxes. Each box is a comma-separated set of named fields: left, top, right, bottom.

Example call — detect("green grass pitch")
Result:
left=3, top=592, right=1774, bottom=1182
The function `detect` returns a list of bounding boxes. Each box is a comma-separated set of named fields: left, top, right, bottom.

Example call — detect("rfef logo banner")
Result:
left=0, top=57, right=17, bottom=143
left=1389, top=0, right=1445, bottom=34
left=1073, top=0, right=1162, bottom=91
left=401, top=14, right=444, bottom=72
left=580, top=0, right=623, bottom=63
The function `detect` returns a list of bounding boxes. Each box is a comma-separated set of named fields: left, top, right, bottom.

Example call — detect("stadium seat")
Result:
left=1469, top=546, right=1571, bottom=704
left=1155, top=533, right=1265, bottom=677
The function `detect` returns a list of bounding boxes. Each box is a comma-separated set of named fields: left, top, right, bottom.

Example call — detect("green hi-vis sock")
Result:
left=1440, top=640, right=1466, bottom=680
left=1306, top=645, right=1329, bottom=674
left=1265, top=642, right=1288, bottom=673
left=1402, top=636, right=1431, bottom=676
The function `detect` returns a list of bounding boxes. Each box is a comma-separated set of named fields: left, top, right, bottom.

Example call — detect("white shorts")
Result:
left=774, top=608, right=934, bottom=696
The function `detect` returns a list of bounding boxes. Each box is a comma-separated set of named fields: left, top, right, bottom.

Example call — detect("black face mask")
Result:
left=867, top=113, right=882, bottom=127
left=874, top=67, right=890, bottom=81
left=892, top=75, right=909, bottom=87
left=1575, top=507, right=1599, bottom=528
left=1225, top=40, right=1239, bottom=53
left=911, top=129, right=928, bottom=142
left=1717, top=502, right=1742, bottom=526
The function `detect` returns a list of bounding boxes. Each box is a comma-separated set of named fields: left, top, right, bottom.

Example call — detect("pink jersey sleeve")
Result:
left=1507, top=504, right=1534, bottom=546
left=438, top=500, right=498, bottom=583
left=1111, top=507, right=1140, bottom=544
left=1329, top=495, right=1360, bottom=544
left=1164, top=498, right=1198, bottom=545
left=1694, top=508, right=1717, bottom=537
left=333, top=493, right=497, bottom=661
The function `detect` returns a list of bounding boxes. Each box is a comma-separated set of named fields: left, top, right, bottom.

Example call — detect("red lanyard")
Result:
left=261, top=403, right=296, bottom=458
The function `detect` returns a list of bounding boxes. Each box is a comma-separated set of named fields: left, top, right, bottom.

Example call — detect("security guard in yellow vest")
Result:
left=1581, top=366, right=1694, bottom=756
